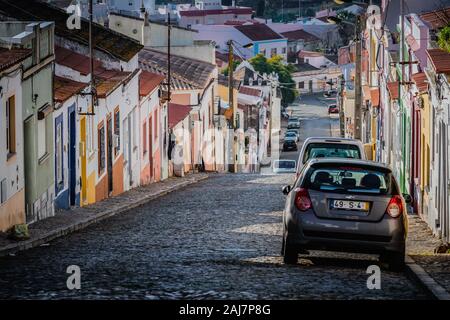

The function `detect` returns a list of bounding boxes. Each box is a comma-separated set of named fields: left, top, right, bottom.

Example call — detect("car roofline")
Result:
left=303, top=137, right=364, bottom=144
left=305, top=157, right=392, bottom=171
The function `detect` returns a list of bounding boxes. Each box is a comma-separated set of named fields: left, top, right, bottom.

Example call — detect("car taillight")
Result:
left=387, top=195, right=403, bottom=218
left=294, top=187, right=312, bottom=211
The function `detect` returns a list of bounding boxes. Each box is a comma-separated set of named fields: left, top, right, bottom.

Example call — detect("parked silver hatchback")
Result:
left=282, top=158, right=410, bottom=271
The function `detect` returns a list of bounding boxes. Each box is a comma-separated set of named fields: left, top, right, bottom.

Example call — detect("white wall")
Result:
left=0, top=69, right=24, bottom=204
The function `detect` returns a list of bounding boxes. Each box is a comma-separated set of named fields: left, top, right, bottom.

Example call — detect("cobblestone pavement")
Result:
left=0, top=174, right=208, bottom=256
left=410, top=255, right=450, bottom=295
left=407, top=214, right=450, bottom=295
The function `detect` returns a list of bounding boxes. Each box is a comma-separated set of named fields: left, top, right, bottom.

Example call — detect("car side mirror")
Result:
left=282, top=185, right=291, bottom=195
left=403, top=194, right=412, bottom=204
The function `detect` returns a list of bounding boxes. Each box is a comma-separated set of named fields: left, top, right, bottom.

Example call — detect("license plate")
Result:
left=331, top=200, right=369, bottom=211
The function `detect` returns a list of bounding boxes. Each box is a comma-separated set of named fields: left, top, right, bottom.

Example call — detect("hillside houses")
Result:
left=0, top=0, right=285, bottom=234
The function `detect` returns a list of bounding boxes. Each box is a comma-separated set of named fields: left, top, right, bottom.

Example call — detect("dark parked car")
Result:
left=283, top=139, right=298, bottom=152
left=281, top=158, right=410, bottom=271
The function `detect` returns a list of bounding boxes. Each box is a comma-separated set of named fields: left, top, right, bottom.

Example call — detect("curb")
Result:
left=0, top=174, right=209, bottom=258
left=405, top=255, right=450, bottom=300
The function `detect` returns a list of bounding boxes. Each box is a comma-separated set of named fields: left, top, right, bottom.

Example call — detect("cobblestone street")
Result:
left=0, top=173, right=428, bottom=299
left=0, top=94, right=429, bottom=300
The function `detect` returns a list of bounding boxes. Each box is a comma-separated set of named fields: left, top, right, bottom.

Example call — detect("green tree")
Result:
left=249, top=54, right=298, bottom=107
left=438, top=25, right=450, bottom=53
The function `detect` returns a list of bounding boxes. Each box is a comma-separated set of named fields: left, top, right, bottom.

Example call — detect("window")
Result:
left=98, top=123, right=106, bottom=174
left=37, top=118, right=47, bottom=160
left=302, top=143, right=361, bottom=164
left=114, top=108, right=120, bottom=156
left=298, top=81, right=304, bottom=89
left=55, top=117, right=64, bottom=191
left=0, top=178, right=6, bottom=204
left=154, top=109, right=158, bottom=140
left=282, top=47, right=286, bottom=54
left=143, top=121, right=147, bottom=155
left=271, top=48, right=277, bottom=57
left=306, top=166, right=392, bottom=195
left=260, top=49, right=266, bottom=56
left=132, top=108, right=138, bottom=150
left=5, top=96, right=16, bottom=156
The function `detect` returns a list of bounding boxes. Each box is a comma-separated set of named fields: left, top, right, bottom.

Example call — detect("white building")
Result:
left=0, top=48, right=29, bottom=232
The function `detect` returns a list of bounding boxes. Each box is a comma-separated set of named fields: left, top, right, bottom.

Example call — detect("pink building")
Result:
left=139, top=71, right=165, bottom=185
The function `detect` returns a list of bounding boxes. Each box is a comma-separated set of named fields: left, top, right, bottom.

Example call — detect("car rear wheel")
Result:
left=282, top=232, right=297, bottom=264
left=382, top=251, right=405, bottom=272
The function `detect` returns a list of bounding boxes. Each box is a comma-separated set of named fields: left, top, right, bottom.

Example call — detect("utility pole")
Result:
left=89, top=0, right=93, bottom=92
left=400, top=0, right=406, bottom=193
left=79, top=0, right=97, bottom=116
left=228, top=40, right=237, bottom=173
left=339, top=75, right=345, bottom=137
left=354, top=14, right=362, bottom=140
left=164, top=10, right=172, bottom=168
left=298, top=0, right=301, bottom=19
left=167, top=12, right=172, bottom=103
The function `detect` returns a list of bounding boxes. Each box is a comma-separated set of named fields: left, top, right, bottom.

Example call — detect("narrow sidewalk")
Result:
left=0, top=173, right=208, bottom=258
left=406, top=213, right=450, bottom=299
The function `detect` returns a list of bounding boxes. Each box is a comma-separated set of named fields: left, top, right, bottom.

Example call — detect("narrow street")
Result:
left=0, top=95, right=427, bottom=300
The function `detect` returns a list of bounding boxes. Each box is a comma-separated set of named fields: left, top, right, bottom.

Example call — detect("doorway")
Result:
left=149, top=115, right=153, bottom=181
left=68, top=107, right=77, bottom=206
left=80, top=117, right=87, bottom=205
left=107, top=116, right=113, bottom=194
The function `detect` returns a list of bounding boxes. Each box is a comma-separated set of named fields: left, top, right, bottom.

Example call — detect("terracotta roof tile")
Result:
left=419, top=7, right=450, bottom=30
left=0, top=0, right=143, bottom=62
left=0, top=47, right=31, bottom=72
left=412, top=72, right=428, bottom=93
left=234, top=24, right=283, bottom=41
left=427, top=48, right=450, bottom=74
left=239, top=86, right=261, bottom=97
left=56, top=46, right=103, bottom=76
left=139, top=48, right=215, bottom=91
left=139, top=71, right=165, bottom=97
left=54, top=76, right=88, bottom=103
left=387, top=81, right=399, bottom=100
left=55, top=46, right=134, bottom=98
left=281, top=29, right=320, bottom=42
left=168, top=103, right=192, bottom=129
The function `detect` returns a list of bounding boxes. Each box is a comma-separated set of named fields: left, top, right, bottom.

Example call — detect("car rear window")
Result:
left=305, top=166, right=392, bottom=195
left=303, top=143, right=361, bottom=163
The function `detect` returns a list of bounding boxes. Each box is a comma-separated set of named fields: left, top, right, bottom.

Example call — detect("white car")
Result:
left=296, top=137, right=366, bottom=176
left=273, top=160, right=297, bottom=174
